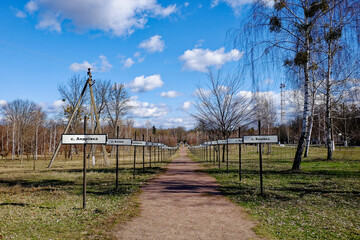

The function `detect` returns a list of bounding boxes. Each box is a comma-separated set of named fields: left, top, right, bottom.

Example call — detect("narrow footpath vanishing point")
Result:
left=114, top=146, right=261, bottom=240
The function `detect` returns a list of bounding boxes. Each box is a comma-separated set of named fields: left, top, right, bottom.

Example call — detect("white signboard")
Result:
left=227, top=138, right=243, bottom=144
left=217, top=139, right=227, bottom=144
left=62, top=134, right=107, bottom=145
left=146, top=142, right=153, bottom=146
left=211, top=141, right=217, bottom=145
left=243, top=135, right=278, bottom=144
left=132, top=140, right=146, bottom=146
left=107, top=138, right=132, bottom=146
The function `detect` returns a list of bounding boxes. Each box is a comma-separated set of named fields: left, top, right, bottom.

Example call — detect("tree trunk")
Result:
left=304, top=114, right=313, bottom=157
left=12, top=123, right=15, bottom=160
left=35, top=125, right=38, bottom=161
left=292, top=56, right=310, bottom=169
left=222, top=145, right=225, bottom=162
left=326, top=43, right=333, bottom=160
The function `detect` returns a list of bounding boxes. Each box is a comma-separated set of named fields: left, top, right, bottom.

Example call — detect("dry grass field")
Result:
left=0, top=148, right=177, bottom=239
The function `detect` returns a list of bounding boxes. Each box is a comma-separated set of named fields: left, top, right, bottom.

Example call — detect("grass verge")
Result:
left=188, top=145, right=360, bottom=240
left=0, top=152, right=173, bottom=239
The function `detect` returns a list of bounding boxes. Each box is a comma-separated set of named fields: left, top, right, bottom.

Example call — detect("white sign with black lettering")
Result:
left=217, top=139, right=227, bottom=144
left=62, top=134, right=107, bottom=145
left=243, top=135, right=278, bottom=144
left=132, top=141, right=146, bottom=146
left=107, top=139, right=132, bottom=146
left=227, top=138, right=243, bottom=144
left=211, top=141, right=217, bottom=145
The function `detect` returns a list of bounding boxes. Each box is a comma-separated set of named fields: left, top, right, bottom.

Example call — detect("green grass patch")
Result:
left=189, top=145, right=360, bottom=240
left=0, top=150, right=173, bottom=239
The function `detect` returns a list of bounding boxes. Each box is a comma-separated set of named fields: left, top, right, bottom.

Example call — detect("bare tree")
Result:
left=33, top=107, right=46, bottom=169
left=316, top=0, right=360, bottom=159
left=93, top=79, right=111, bottom=120
left=254, top=93, right=276, bottom=134
left=58, top=75, right=89, bottom=134
left=145, top=120, right=152, bottom=141
left=237, top=0, right=341, bottom=169
left=192, top=70, right=254, bottom=161
left=58, top=75, right=88, bottom=157
left=105, top=83, right=130, bottom=137
left=2, top=99, right=39, bottom=161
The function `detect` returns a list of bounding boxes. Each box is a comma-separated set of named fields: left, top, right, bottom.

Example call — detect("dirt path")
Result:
left=113, top=146, right=261, bottom=240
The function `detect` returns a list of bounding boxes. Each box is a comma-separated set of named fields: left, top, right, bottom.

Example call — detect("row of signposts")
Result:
left=188, top=122, right=278, bottom=195
left=61, top=119, right=179, bottom=209
left=48, top=69, right=180, bottom=209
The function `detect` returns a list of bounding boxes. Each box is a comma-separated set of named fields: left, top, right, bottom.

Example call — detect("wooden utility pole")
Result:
left=48, top=78, right=89, bottom=168
left=48, top=68, right=109, bottom=168
left=87, top=69, right=109, bottom=166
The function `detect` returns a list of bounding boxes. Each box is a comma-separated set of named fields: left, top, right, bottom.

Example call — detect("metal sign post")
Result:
left=161, top=143, right=163, bottom=162
left=212, top=141, right=217, bottom=165
left=83, top=117, right=87, bottom=209
left=133, top=132, right=136, bottom=179
left=258, top=121, right=263, bottom=196
left=217, top=140, right=227, bottom=169
left=142, top=134, right=145, bottom=173
left=208, top=142, right=211, bottom=162
left=149, top=137, right=152, bottom=168
left=115, top=126, right=119, bottom=190
left=239, top=127, right=241, bottom=181
left=157, top=139, right=160, bottom=163
left=61, top=117, right=107, bottom=209
left=227, top=135, right=243, bottom=180
left=226, top=140, right=229, bottom=172
left=243, top=123, right=278, bottom=195
left=218, top=142, right=220, bottom=169
left=106, top=137, right=133, bottom=188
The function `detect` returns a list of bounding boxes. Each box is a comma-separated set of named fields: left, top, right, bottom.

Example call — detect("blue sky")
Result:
left=0, top=0, right=283, bottom=129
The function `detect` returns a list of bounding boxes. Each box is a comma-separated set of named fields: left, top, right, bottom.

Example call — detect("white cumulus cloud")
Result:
left=139, top=35, right=165, bottom=53
left=23, top=0, right=176, bottom=36
left=127, top=99, right=169, bottom=118
left=212, top=0, right=273, bottom=15
left=181, top=101, right=191, bottom=110
left=193, top=88, right=212, bottom=97
left=98, top=55, right=112, bottom=72
left=123, top=58, right=135, bottom=68
left=129, top=74, right=164, bottom=92
left=15, top=10, right=27, bottom=18
left=69, top=61, right=93, bottom=72
left=179, top=47, right=243, bottom=72
left=160, top=91, right=181, bottom=98
left=25, top=0, right=38, bottom=13
left=69, top=55, right=112, bottom=72
left=40, top=100, right=65, bottom=114
left=0, top=100, right=7, bottom=107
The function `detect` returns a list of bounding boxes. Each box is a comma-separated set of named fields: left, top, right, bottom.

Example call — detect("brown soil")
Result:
left=113, top=147, right=262, bottom=240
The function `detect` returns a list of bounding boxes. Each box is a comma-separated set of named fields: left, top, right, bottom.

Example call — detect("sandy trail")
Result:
left=114, top=146, right=261, bottom=240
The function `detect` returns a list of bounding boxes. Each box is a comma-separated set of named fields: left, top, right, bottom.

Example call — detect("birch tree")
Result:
left=238, top=0, right=335, bottom=169
left=317, top=0, right=360, bottom=159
